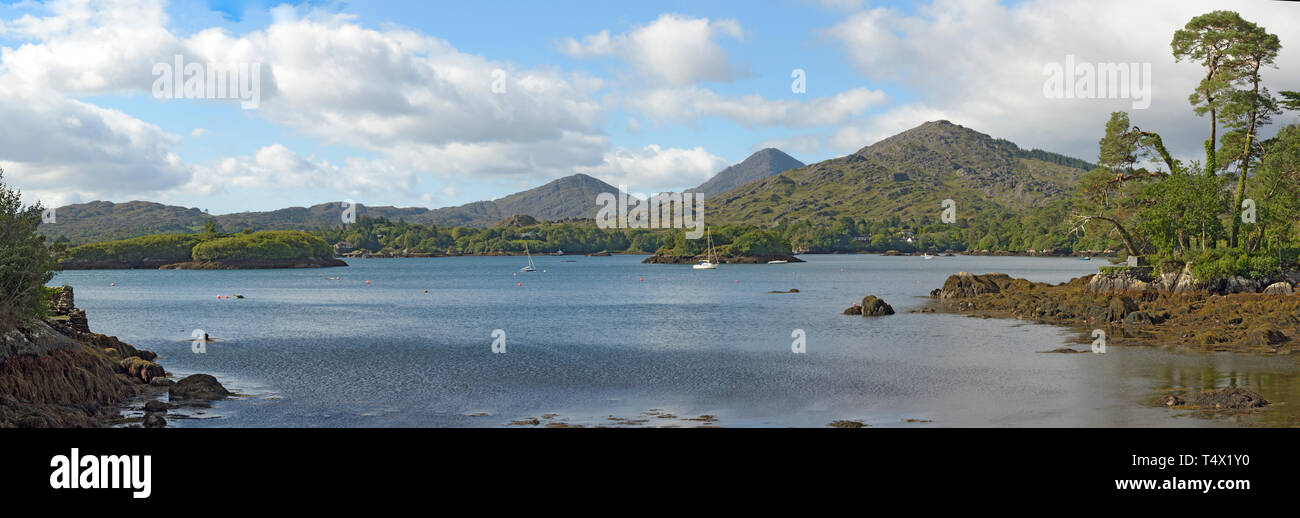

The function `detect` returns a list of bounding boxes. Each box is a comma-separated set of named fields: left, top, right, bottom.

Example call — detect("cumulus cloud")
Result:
left=818, top=0, right=1300, bottom=161
left=560, top=14, right=744, bottom=86
left=0, top=81, right=189, bottom=207
left=575, top=145, right=728, bottom=193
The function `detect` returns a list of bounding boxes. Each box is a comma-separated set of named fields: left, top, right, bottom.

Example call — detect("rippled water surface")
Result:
left=51, top=255, right=1300, bottom=427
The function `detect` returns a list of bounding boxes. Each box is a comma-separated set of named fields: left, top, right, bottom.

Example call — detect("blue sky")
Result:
left=2, top=0, right=1298, bottom=214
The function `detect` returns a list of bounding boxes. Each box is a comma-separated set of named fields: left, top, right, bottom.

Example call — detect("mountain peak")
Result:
left=690, top=148, right=804, bottom=198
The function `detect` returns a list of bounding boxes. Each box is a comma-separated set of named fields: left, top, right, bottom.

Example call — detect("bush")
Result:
left=1185, top=248, right=1279, bottom=280
left=0, top=170, right=57, bottom=321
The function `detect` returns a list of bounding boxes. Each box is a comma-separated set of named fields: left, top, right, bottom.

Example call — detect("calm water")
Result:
left=51, top=255, right=1300, bottom=427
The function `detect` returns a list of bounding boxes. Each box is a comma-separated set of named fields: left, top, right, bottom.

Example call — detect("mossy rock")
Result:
left=119, top=357, right=164, bottom=383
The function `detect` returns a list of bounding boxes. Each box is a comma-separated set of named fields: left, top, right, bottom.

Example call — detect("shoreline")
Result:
left=928, top=271, right=1299, bottom=355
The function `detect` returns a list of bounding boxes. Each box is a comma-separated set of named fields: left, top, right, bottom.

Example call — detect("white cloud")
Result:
left=627, top=86, right=886, bottom=128
left=818, top=0, right=1300, bottom=161
left=576, top=145, right=728, bottom=193
left=0, top=80, right=189, bottom=207
left=560, top=14, right=744, bottom=86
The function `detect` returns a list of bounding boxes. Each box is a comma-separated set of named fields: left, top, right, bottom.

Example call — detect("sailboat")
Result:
left=922, top=253, right=935, bottom=260
left=520, top=243, right=537, bottom=272
left=693, top=229, right=719, bottom=270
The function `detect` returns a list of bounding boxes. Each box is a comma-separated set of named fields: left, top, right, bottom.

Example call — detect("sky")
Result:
left=1, top=0, right=1298, bottom=215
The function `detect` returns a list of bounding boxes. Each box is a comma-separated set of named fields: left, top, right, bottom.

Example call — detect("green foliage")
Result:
left=1185, top=248, right=1279, bottom=280
left=726, top=229, right=792, bottom=256
left=65, top=234, right=201, bottom=264
left=191, top=231, right=332, bottom=262
left=0, top=169, right=58, bottom=321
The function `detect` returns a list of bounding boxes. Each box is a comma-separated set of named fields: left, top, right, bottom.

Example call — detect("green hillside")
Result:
left=706, top=121, right=1093, bottom=227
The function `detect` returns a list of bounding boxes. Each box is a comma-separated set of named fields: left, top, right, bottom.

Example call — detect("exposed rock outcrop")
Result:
left=168, top=374, right=231, bottom=402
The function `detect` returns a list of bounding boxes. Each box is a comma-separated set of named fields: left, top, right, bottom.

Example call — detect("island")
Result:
left=59, top=230, right=346, bottom=270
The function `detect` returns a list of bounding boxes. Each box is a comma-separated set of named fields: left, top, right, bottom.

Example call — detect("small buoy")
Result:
left=424, top=289, right=429, bottom=293
left=514, top=273, right=517, bottom=277
left=639, top=277, right=644, bottom=282
left=216, top=295, right=222, bottom=299
left=517, top=282, right=522, bottom=286
left=365, top=280, right=371, bottom=285
left=110, top=282, right=116, bottom=286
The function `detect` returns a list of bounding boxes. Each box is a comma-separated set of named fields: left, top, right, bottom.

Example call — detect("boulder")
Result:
left=142, top=413, right=166, bottom=428
left=1193, top=387, right=1269, bottom=410
left=1105, top=296, right=1139, bottom=323
left=1263, top=282, right=1294, bottom=295
left=843, top=306, right=862, bottom=315
left=119, top=357, right=165, bottom=383
left=935, top=272, right=1004, bottom=299
left=168, top=374, right=231, bottom=402
left=859, top=296, right=895, bottom=317
left=143, top=400, right=169, bottom=413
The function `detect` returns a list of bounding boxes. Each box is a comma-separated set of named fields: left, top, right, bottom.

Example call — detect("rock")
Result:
left=1105, top=296, right=1138, bottom=323
left=1039, top=347, right=1086, bottom=353
left=828, top=420, right=867, bottom=428
left=143, top=400, right=169, bottom=413
left=1192, top=387, right=1269, bottom=410
left=149, top=377, right=174, bottom=387
left=1263, top=281, right=1294, bottom=295
left=1158, top=395, right=1185, bottom=407
left=168, top=374, right=231, bottom=402
left=859, top=295, right=895, bottom=316
left=1087, top=268, right=1153, bottom=293
left=510, top=417, right=541, bottom=426
left=119, top=357, right=165, bottom=383
left=142, top=413, right=166, bottom=428
left=843, top=306, right=862, bottom=315
left=935, top=272, right=1007, bottom=299
left=1242, top=327, right=1289, bottom=347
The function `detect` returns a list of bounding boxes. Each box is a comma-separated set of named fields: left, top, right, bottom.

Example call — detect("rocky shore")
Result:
left=929, top=270, right=1299, bottom=354
left=0, top=286, right=229, bottom=427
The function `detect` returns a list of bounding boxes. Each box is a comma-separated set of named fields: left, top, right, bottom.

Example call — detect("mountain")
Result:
left=706, top=120, right=1095, bottom=226
left=419, top=173, right=619, bottom=227
left=689, top=148, right=804, bottom=199
left=39, top=174, right=622, bottom=245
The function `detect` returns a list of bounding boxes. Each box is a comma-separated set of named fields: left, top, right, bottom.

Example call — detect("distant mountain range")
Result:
left=39, top=122, right=1095, bottom=245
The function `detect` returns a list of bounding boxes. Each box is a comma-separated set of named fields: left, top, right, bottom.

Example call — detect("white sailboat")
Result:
left=521, top=243, right=537, bottom=272
left=693, top=229, right=719, bottom=270
left=922, top=253, right=935, bottom=260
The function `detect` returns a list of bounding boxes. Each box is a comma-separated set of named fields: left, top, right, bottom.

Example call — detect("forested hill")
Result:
left=705, top=120, right=1095, bottom=227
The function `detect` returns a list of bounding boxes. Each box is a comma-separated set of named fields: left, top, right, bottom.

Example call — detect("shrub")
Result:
left=0, top=170, right=57, bottom=321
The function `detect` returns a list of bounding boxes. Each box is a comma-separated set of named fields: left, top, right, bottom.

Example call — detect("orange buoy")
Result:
left=365, top=280, right=371, bottom=285
left=424, top=289, right=429, bottom=293
left=517, top=282, right=522, bottom=286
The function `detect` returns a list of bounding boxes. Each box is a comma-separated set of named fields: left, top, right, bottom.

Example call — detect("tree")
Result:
left=1073, top=112, right=1175, bottom=257
left=1172, top=10, right=1254, bottom=176
left=0, top=169, right=58, bottom=321
left=1217, top=20, right=1282, bottom=247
